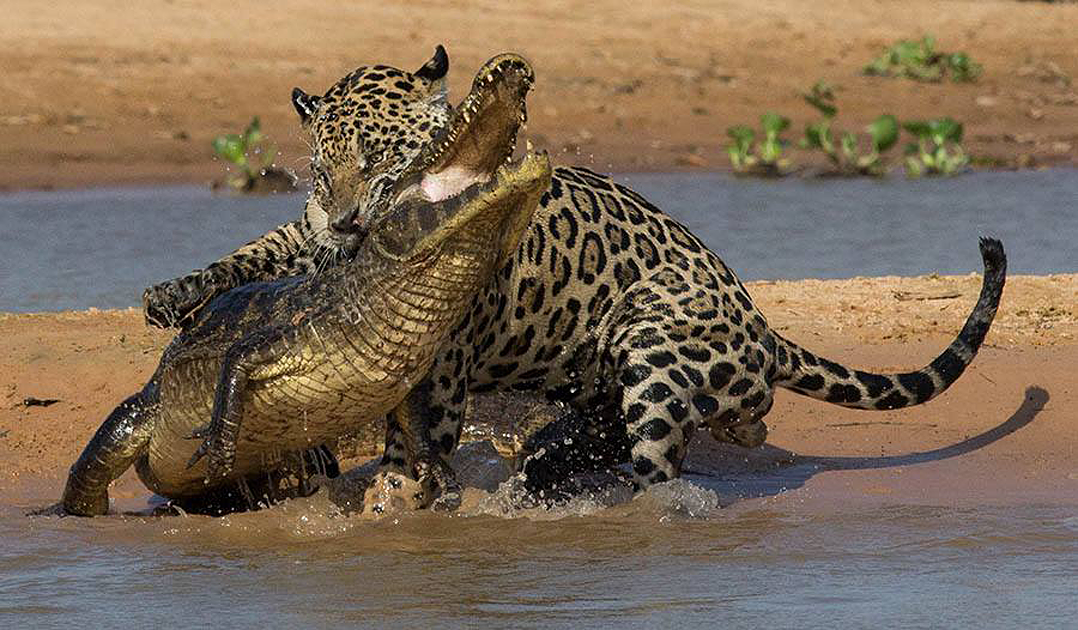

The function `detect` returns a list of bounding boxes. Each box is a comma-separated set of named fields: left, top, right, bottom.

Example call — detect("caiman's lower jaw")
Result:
left=390, top=53, right=534, bottom=207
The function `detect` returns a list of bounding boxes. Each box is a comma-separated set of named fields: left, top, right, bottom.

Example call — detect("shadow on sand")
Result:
left=682, top=387, right=1049, bottom=504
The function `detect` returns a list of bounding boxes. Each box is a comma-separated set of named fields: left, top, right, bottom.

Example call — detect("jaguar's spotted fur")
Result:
left=375, top=163, right=1004, bottom=493
left=144, top=48, right=1006, bottom=501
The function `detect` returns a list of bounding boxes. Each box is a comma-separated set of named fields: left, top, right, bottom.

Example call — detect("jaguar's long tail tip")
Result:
left=978, top=236, right=1006, bottom=271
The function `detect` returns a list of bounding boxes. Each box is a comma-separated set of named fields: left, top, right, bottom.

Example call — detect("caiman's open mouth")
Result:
left=386, top=53, right=535, bottom=210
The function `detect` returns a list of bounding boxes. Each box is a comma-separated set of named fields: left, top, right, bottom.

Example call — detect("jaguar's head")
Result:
left=292, top=47, right=534, bottom=267
left=292, top=46, right=453, bottom=259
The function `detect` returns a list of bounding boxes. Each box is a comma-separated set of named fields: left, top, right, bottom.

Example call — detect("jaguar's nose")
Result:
left=330, top=206, right=363, bottom=234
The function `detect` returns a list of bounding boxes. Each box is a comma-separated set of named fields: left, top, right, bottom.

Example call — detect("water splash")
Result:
left=633, top=478, right=721, bottom=520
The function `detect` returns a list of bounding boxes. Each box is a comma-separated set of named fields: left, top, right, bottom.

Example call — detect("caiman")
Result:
left=59, top=83, right=550, bottom=515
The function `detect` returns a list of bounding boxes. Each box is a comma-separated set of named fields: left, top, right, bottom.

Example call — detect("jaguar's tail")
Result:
left=770, top=237, right=1006, bottom=410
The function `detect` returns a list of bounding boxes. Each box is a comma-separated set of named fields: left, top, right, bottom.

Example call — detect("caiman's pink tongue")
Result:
left=420, top=166, right=485, bottom=202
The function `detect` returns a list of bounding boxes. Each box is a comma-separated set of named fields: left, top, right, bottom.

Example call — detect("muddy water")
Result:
left=4, top=438, right=1078, bottom=629
left=4, top=490, right=1077, bottom=627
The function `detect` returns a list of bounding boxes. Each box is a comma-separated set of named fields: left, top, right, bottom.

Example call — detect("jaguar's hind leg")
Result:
left=596, top=272, right=777, bottom=490
left=615, top=335, right=775, bottom=488
left=517, top=406, right=630, bottom=499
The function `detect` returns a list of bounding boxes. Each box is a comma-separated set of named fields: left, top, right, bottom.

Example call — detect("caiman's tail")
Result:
left=770, top=237, right=1006, bottom=410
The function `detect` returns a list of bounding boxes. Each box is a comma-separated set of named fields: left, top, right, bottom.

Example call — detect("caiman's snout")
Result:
left=367, top=50, right=545, bottom=265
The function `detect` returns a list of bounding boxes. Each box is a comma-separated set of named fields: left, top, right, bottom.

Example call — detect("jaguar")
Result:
left=145, top=47, right=1006, bottom=505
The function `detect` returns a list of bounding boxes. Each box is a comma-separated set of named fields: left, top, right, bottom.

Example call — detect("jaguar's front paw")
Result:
left=142, top=271, right=224, bottom=329
left=414, top=457, right=462, bottom=512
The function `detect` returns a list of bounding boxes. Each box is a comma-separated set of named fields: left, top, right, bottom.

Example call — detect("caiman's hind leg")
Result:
left=61, top=384, right=157, bottom=516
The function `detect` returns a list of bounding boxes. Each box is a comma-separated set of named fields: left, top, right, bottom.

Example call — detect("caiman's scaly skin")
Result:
left=60, top=142, right=551, bottom=515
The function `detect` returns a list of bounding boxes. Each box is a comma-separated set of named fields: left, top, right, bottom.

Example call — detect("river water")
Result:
left=2, top=171, right=1077, bottom=628
left=3, top=462, right=1077, bottom=629
left=1, top=169, right=1076, bottom=312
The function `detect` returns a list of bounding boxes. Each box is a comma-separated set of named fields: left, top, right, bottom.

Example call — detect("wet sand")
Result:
left=3, top=272, right=1076, bottom=512
left=1, top=0, right=1077, bottom=190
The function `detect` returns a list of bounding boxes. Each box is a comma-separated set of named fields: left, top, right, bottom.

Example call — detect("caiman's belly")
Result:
left=138, top=356, right=411, bottom=498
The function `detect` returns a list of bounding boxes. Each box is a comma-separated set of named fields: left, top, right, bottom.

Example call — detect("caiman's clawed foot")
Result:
left=185, top=423, right=236, bottom=480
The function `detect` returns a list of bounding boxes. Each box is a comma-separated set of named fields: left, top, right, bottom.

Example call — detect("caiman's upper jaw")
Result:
left=389, top=53, right=534, bottom=207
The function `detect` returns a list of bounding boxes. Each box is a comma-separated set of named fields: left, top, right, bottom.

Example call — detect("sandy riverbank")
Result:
left=2, top=272, right=1075, bottom=511
left=1, top=0, right=1076, bottom=190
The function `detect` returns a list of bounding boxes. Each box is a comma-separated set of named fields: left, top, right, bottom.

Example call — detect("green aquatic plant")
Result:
left=211, top=117, right=294, bottom=193
left=902, top=117, right=970, bottom=177
left=726, top=112, right=792, bottom=176
left=864, top=35, right=982, bottom=83
left=800, top=82, right=898, bottom=176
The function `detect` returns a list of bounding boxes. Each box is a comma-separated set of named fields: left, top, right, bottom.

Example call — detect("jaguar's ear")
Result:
left=291, top=87, right=321, bottom=124
left=414, top=45, right=449, bottom=84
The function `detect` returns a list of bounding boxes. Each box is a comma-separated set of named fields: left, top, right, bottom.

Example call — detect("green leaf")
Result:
left=902, top=120, right=931, bottom=139
left=259, top=144, right=278, bottom=169
left=243, top=117, right=263, bottom=144
left=867, top=114, right=899, bottom=152
left=840, top=132, right=858, bottom=160
left=863, top=59, right=889, bottom=76
left=928, top=117, right=963, bottom=143
left=727, top=125, right=756, bottom=147
left=934, top=144, right=948, bottom=167
left=905, top=155, right=924, bottom=177
left=212, top=134, right=247, bottom=165
left=803, top=121, right=831, bottom=150
left=760, top=112, right=790, bottom=136
left=907, top=63, right=943, bottom=82
left=946, top=118, right=964, bottom=143
left=727, top=145, right=743, bottom=169
left=759, top=137, right=782, bottom=163
left=947, top=52, right=982, bottom=82
left=802, top=81, right=837, bottom=118
left=892, top=40, right=921, bottom=64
